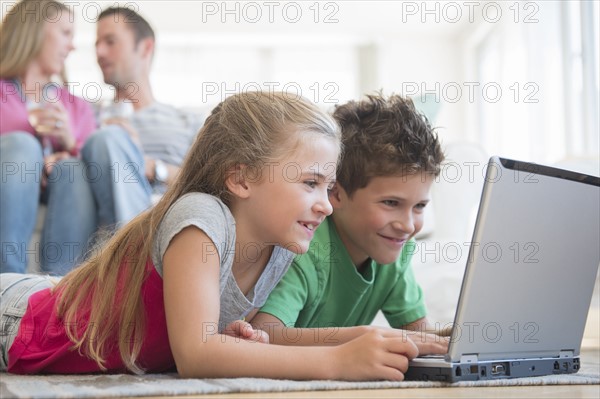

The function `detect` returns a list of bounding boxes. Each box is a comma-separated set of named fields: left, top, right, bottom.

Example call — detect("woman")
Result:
left=0, top=0, right=97, bottom=275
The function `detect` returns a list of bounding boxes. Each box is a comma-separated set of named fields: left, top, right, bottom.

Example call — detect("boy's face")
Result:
left=330, top=173, right=433, bottom=267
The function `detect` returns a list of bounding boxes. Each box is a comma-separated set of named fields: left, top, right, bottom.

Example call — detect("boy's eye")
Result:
left=382, top=200, right=398, bottom=207
left=304, top=180, right=317, bottom=189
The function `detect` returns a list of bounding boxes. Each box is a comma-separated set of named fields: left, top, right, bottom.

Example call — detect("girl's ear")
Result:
left=328, top=182, right=345, bottom=209
left=225, top=164, right=251, bottom=199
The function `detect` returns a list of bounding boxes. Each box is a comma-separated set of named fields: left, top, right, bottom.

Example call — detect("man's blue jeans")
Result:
left=80, top=126, right=152, bottom=229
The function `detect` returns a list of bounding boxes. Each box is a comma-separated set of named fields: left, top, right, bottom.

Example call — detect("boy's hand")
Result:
left=223, top=319, right=270, bottom=344
left=434, top=324, right=453, bottom=337
left=332, top=329, right=418, bottom=381
left=404, top=330, right=450, bottom=355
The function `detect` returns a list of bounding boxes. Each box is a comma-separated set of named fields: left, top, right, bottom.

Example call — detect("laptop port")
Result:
left=491, top=363, right=507, bottom=375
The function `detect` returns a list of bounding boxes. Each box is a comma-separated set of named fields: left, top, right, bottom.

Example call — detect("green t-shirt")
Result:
left=259, top=217, right=427, bottom=328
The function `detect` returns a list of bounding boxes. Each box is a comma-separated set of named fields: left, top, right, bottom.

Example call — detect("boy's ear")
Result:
left=225, top=164, right=251, bottom=199
left=328, top=182, right=346, bottom=209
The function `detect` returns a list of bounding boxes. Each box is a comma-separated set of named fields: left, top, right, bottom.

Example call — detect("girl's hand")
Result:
left=357, top=325, right=449, bottom=356
left=223, top=319, right=270, bottom=344
left=331, top=329, right=418, bottom=381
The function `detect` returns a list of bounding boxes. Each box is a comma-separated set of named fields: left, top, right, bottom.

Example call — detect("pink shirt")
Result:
left=8, top=260, right=174, bottom=374
left=0, top=79, right=96, bottom=154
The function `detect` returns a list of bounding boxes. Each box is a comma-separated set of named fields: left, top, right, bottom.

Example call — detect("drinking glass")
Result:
left=98, top=100, right=134, bottom=127
left=27, top=99, right=54, bottom=157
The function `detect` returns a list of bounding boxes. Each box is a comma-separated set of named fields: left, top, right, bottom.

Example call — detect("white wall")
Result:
left=57, top=1, right=469, bottom=138
left=3, top=0, right=597, bottom=163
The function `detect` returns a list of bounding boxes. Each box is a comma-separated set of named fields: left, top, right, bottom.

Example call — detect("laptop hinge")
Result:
left=559, top=350, right=574, bottom=358
left=460, top=354, right=479, bottom=364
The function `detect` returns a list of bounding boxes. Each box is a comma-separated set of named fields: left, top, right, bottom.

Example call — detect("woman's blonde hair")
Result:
left=55, top=91, right=340, bottom=373
left=0, top=0, right=70, bottom=81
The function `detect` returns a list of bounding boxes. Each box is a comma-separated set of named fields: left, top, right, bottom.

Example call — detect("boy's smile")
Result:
left=330, top=173, right=433, bottom=267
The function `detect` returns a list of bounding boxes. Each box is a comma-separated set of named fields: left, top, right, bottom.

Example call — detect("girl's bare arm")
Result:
left=163, top=226, right=418, bottom=381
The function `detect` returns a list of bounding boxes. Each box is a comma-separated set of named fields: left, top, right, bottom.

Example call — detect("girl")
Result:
left=0, top=92, right=418, bottom=381
left=0, top=0, right=97, bottom=274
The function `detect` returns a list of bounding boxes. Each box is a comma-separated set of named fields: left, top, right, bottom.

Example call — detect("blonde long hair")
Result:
left=55, top=92, right=340, bottom=373
left=0, top=0, right=70, bottom=82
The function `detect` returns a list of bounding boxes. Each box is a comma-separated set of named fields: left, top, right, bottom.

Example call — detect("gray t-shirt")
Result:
left=131, top=102, right=204, bottom=168
left=151, top=193, right=294, bottom=331
left=95, top=101, right=204, bottom=194
left=132, top=102, right=204, bottom=195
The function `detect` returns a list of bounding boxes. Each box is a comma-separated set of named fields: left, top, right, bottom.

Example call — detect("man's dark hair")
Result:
left=333, top=93, right=445, bottom=198
left=98, top=7, right=155, bottom=44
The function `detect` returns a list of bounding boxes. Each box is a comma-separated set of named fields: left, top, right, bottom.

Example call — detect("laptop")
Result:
left=405, top=156, right=600, bottom=382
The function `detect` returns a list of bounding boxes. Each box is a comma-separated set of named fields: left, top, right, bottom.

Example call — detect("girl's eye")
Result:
left=415, top=203, right=428, bottom=211
left=304, top=181, right=317, bottom=189
left=382, top=200, right=398, bottom=207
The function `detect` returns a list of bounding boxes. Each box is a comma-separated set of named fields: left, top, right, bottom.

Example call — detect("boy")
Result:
left=252, top=94, right=447, bottom=352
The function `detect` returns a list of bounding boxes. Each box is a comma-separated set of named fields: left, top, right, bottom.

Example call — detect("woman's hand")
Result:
left=30, top=102, right=75, bottom=151
left=42, top=151, right=71, bottom=190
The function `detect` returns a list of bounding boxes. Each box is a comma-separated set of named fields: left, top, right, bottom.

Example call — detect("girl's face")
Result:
left=34, top=11, right=74, bottom=78
left=241, top=132, right=340, bottom=254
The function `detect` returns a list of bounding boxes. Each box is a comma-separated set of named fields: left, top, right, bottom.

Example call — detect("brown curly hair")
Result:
left=333, top=93, right=444, bottom=197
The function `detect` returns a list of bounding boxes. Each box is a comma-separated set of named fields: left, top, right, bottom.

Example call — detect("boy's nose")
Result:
left=391, top=216, right=414, bottom=235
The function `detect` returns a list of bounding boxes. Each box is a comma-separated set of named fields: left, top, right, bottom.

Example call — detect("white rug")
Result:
left=1, top=367, right=598, bottom=399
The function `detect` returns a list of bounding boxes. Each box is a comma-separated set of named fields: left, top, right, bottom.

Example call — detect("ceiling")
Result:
left=49, top=0, right=478, bottom=42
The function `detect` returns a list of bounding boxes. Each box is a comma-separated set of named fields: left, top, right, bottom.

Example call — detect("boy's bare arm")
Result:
left=251, top=312, right=373, bottom=346
left=402, top=317, right=434, bottom=332
left=251, top=312, right=448, bottom=355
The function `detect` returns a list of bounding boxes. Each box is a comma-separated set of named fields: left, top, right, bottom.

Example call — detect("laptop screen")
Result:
left=447, top=156, right=600, bottom=362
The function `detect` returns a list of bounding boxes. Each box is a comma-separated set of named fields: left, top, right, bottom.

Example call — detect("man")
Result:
left=82, top=7, right=203, bottom=227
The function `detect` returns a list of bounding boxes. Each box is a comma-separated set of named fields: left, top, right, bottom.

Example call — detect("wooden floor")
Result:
left=137, top=347, right=599, bottom=399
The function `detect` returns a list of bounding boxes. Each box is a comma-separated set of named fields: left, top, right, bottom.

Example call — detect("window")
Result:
left=472, top=0, right=599, bottom=164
